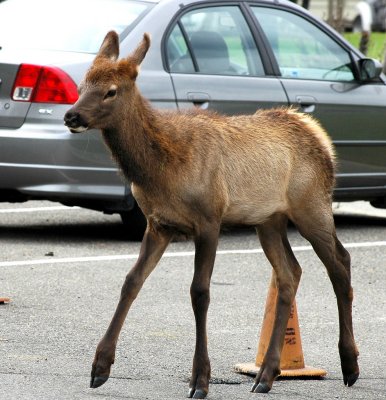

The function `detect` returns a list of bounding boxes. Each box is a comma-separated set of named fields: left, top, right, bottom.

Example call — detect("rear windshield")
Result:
left=0, top=0, right=153, bottom=53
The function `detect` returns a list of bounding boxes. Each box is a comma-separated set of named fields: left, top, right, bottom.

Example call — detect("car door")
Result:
left=250, top=5, right=386, bottom=196
left=165, top=4, right=288, bottom=115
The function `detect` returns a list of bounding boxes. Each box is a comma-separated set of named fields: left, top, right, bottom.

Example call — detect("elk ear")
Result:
left=96, top=31, right=120, bottom=62
left=128, top=33, right=151, bottom=66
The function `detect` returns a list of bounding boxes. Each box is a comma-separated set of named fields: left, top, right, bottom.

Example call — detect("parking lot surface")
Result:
left=1, top=201, right=386, bottom=399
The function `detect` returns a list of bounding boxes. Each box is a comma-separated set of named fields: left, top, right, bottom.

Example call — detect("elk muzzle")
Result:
left=64, top=109, right=89, bottom=133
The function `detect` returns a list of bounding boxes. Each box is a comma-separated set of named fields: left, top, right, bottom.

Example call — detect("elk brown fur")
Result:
left=64, top=31, right=359, bottom=398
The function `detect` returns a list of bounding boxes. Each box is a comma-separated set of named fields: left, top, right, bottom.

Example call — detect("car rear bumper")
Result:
left=0, top=122, right=129, bottom=210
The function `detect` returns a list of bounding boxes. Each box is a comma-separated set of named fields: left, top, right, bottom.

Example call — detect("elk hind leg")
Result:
left=252, top=214, right=302, bottom=393
left=293, top=205, right=359, bottom=387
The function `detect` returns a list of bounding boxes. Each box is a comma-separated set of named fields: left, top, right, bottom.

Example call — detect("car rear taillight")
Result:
left=12, top=64, right=79, bottom=104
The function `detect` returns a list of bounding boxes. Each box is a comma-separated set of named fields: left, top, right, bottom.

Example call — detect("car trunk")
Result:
left=0, top=48, right=93, bottom=129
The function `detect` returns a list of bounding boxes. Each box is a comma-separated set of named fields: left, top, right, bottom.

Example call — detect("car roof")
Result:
left=156, top=0, right=315, bottom=18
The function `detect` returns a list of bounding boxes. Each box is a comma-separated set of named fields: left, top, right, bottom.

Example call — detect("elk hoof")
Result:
left=251, top=382, right=271, bottom=393
left=90, top=375, right=109, bottom=388
left=188, top=388, right=207, bottom=399
left=344, top=372, right=359, bottom=387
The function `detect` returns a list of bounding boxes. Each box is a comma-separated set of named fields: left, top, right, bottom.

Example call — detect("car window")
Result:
left=0, top=0, right=153, bottom=53
left=167, top=6, right=264, bottom=76
left=251, top=7, right=355, bottom=81
left=167, top=24, right=196, bottom=73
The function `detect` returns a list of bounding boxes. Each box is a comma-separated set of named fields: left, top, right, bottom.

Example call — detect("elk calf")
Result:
left=64, top=31, right=359, bottom=398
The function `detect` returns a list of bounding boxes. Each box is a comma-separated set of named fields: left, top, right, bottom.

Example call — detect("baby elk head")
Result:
left=64, top=31, right=150, bottom=133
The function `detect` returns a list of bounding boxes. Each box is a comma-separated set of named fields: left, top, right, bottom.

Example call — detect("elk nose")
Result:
left=64, top=110, right=82, bottom=128
left=64, top=110, right=89, bottom=133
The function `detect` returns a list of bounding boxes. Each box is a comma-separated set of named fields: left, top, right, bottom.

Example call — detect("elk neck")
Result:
left=101, top=87, right=183, bottom=187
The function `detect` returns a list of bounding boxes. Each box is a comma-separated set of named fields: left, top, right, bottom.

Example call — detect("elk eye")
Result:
left=104, top=88, right=117, bottom=99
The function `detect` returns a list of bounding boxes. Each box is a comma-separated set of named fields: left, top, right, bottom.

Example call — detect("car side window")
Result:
left=251, top=7, right=355, bottom=81
left=167, top=6, right=264, bottom=76
left=167, top=23, right=196, bottom=73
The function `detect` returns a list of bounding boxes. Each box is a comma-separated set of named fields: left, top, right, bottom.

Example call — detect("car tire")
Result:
left=120, top=203, right=147, bottom=241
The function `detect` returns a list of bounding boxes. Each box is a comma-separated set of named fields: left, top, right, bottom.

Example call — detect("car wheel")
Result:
left=120, top=203, right=147, bottom=241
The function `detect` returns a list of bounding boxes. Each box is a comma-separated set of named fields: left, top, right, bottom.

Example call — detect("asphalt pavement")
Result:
left=1, top=201, right=386, bottom=399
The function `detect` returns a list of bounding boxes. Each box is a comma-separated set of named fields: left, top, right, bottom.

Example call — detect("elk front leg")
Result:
left=188, top=224, right=219, bottom=399
left=90, top=222, right=172, bottom=388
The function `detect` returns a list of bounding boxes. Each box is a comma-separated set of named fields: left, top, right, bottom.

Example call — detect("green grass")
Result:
left=344, top=32, right=386, bottom=61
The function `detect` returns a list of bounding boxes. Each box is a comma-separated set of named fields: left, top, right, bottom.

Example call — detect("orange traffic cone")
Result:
left=235, top=273, right=326, bottom=378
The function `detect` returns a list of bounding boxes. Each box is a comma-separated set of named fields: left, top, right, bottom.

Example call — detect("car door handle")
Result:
left=296, top=95, right=316, bottom=113
left=187, top=92, right=210, bottom=109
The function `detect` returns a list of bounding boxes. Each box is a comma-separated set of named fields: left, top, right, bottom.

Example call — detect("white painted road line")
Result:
left=0, top=206, right=79, bottom=213
left=1, top=241, right=386, bottom=268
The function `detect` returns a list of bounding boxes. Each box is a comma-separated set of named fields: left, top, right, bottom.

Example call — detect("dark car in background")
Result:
left=0, top=0, right=385, bottom=239
left=353, top=0, right=386, bottom=32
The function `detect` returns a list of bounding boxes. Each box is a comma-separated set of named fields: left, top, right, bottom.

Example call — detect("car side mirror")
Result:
left=358, top=58, right=382, bottom=82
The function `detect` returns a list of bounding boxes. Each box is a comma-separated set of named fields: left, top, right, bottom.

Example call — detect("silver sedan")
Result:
left=0, top=0, right=385, bottom=239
